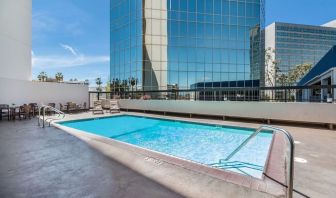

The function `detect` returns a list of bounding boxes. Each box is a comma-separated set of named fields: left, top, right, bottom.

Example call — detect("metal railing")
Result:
left=89, top=85, right=336, bottom=108
left=38, top=105, right=65, bottom=128
left=224, top=125, right=295, bottom=198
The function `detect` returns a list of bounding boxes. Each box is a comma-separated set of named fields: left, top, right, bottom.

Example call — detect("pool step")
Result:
left=209, top=160, right=263, bottom=172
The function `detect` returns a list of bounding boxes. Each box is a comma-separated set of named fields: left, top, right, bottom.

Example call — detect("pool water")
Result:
left=60, top=115, right=273, bottom=178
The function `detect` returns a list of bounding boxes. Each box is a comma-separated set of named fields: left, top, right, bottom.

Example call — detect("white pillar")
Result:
left=0, top=0, right=32, bottom=81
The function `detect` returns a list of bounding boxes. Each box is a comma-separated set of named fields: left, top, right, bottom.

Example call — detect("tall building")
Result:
left=265, top=21, right=336, bottom=86
left=110, top=0, right=265, bottom=91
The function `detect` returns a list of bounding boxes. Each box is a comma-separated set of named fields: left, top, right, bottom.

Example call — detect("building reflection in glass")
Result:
left=111, top=0, right=265, bottom=92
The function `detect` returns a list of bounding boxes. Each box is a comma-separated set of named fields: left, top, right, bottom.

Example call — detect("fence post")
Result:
left=285, top=89, right=287, bottom=102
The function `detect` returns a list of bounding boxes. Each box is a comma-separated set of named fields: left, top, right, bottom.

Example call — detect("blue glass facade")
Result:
left=271, top=22, right=336, bottom=76
left=110, top=0, right=143, bottom=89
left=110, top=0, right=265, bottom=91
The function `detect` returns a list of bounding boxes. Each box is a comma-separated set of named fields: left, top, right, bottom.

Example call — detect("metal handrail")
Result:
left=224, top=125, right=294, bottom=198
left=38, top=105, right=65, bottom=128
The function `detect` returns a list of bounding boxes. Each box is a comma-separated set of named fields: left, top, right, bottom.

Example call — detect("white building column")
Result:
left=143, top=0, right=167, bottom=91
left=0, top=0, right=32, bottom=81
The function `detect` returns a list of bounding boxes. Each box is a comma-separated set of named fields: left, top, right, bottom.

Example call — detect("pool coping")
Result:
left=58, top=113, right=275, bottom=178
left=53, top=113, right=287, bottom=198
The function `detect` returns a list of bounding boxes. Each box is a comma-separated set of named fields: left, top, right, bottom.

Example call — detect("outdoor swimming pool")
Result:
left=59, top=115, right=274, bottom=178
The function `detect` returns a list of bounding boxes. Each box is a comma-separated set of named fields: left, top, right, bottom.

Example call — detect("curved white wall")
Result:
left=0, top=0, right=32, bottom=80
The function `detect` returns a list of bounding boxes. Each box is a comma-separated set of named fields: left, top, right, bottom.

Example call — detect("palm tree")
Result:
left=55, top=72, right=64, bottom=82
left=121, top=79, right=128, bottom=92
left=115, top=78, right=120, bottom=92
left=84, top=79, right=90, bottom=85
left=128, top=77, right=138, bottom=99
left=37, top=71, right=48, bottom=82
left=96, top=77, right=103, bottom=92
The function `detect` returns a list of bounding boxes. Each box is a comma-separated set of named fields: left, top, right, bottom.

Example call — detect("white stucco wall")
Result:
left=0, top=0, right=32, bottom=81
left=118, top=100, right=336, bottom=125
left=0, top=78, right=88, bottom=109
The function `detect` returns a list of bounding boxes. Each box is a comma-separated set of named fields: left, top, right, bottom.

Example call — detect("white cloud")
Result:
left=32, top=54, right=109, bottom=69
left=32, top=44, right=109, bottom=69
left=60, top=43, right=78, bottom=56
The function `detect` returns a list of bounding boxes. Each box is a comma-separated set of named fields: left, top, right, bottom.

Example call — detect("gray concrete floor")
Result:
left=0, top=119, right=184, bottom=198
left=1, top=113, right=336, bottom=198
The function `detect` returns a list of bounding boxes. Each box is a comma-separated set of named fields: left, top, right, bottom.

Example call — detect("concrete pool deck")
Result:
left=1, top=111, right=335, bottom=197
left=0, top=118, right=183, bottom=198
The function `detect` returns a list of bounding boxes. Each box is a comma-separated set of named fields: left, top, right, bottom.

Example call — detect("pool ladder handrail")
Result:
left=224, top=125, right=294, bottom=198
left=38, top=105, right=65, bottom=128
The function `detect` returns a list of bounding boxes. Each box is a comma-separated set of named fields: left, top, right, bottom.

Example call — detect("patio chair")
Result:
left=28, top=103, right=38, bottom=117
left=18, top=104, right=31, bottom=120
left=0, top=104, right=10, bottom=121
left=81, top=102, right=87, bottom=112
left=46, top=103, right=56, bottom=115
left=67, top=102, right=77, bottom=113
left=59, top=103, right=67, bottom=113
left=109, top=100, right=120, bottom=113
left=92, top=100, right=104, bottom=114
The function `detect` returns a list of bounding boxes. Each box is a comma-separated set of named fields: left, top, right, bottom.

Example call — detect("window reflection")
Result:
left=110, top=0, right=264, bottom=91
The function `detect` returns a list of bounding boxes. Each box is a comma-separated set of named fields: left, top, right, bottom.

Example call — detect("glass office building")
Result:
left=111, top=0, right=265, bottom=91
left=265, top=22, right=336, bottom=86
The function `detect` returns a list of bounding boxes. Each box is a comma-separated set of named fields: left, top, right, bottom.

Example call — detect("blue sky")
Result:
left=266, top=0, right=336, bottom=26
left=32, top=0, right=110, bottom=85
left=32, top=0, right=336, bottom=85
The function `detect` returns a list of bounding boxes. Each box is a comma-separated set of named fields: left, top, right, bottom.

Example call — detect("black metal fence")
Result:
left=89, top=85, right=336, bottom=108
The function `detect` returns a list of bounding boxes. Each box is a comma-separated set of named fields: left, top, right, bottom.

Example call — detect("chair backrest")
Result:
left=24, top=104, right=31, bottom=112
left=48, top=103, right=56, bottom=108
left=101, top=99, right=110, bottom=108
left=110, top=100, right=118, bottom=105
left=0, top=104, right=9, bottom=109
left=20, top=104, right=30, bottom=113
left=68, top=102, right=76, bottom=109
left=93, top=100, right=101, bottom=107
left=110, top=100, right=119, bottom=108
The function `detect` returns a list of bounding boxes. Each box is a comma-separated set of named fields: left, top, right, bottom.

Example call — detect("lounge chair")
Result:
left=101, top=99, right=111, bottom=109
left=109, top=100, right=120, bottom=113
left=92, top=101, right=104, bottom=114
left=0, top=104, right=10, bottom=120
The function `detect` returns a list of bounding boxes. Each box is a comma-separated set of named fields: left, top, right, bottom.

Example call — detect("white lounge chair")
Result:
left=92, top=101, right=104, bottom=114
left=109, top=100, right=120, bottom=113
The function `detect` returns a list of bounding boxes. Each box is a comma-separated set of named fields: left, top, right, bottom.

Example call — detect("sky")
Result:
left=32, top=0, right=110, bottom=85
left=266, top=0, right=336, bottom=26
left=32, top=0, right=336, bottom=86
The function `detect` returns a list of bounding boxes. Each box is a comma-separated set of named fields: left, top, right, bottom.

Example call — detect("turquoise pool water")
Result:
left=60, top=115, right=273, bottom=178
